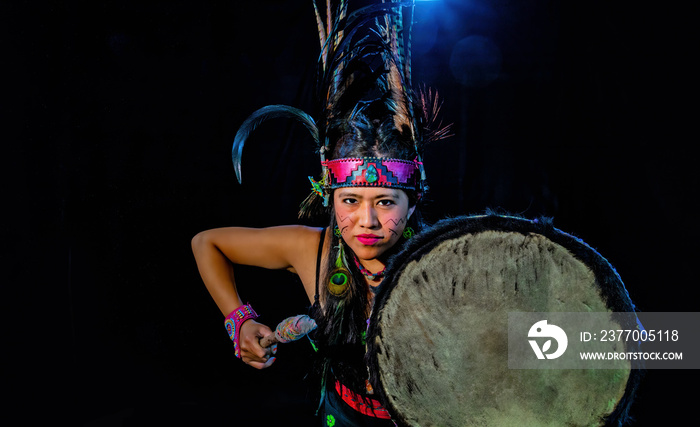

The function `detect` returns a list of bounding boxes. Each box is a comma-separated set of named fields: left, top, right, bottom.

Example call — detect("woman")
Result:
left=192, top=118, right=426, bottom=425
left=193, top=1, right=449, bottom=424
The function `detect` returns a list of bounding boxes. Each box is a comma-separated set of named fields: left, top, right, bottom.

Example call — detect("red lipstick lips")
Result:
left=356, top=234, right=381, bottom=245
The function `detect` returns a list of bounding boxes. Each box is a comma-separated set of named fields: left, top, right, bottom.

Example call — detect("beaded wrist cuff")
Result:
left=224, top=303, right=259, bottom=359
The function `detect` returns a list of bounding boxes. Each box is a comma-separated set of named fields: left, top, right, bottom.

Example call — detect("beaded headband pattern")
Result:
left=323, top=157, right=420, bottom=191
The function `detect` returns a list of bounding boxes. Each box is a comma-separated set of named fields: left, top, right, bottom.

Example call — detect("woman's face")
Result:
left=333, top=187, right=415, bottom=261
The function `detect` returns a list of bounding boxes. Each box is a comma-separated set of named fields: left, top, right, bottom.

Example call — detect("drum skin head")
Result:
left=366, top=214, right=641, bottom=427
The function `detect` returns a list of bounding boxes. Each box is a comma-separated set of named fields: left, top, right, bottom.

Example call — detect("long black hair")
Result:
left=309, top=109, right=426, bottom=394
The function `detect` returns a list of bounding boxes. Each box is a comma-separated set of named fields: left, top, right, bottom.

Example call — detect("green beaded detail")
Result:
left=308, top=176, right=324, bottom=197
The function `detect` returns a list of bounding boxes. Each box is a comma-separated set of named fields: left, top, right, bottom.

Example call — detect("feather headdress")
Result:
left=232, top=0, right=451, bottom=217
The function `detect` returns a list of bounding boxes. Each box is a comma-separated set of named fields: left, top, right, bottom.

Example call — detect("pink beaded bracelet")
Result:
left=224, top=303, right=259, bottom=358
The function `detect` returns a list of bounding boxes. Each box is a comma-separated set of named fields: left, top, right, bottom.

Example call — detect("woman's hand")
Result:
left=238, top=319, right=278, bottom=369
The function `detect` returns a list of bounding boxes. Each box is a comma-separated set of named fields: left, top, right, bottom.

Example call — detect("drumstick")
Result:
left=259, top=314, right=317, bottom=348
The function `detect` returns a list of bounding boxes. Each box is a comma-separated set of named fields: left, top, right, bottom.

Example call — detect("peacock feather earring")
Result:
left=328, top=240, right=350, bottom=297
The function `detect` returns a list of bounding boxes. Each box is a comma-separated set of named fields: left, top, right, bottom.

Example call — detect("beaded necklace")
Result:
left=352, top=255, right=385, bottom=281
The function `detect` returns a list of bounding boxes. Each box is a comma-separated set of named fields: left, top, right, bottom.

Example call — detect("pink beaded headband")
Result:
left=322, top=157, right=421, bottom=191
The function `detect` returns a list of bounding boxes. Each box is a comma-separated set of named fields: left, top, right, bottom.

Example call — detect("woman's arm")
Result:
left=191, top=225, right=321, bottom=369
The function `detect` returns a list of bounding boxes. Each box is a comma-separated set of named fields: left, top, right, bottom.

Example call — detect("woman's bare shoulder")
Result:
left=273, top=225, right=326, bottom=261
left=246, top=225, right=326, bottom=268
left=198, top=224, right=322, bottom=244
left=193, top=224, right=325, bottom=271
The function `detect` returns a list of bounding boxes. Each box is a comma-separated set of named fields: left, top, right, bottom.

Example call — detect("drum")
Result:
left=366, top=214, right=642, bottom=427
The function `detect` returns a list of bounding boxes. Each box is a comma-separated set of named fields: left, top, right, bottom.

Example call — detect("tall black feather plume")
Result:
left=328, top=4, right=423, bottom=172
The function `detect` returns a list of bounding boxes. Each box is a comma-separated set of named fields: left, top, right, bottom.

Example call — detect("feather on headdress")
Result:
left=231, top=0, right=451, bottom=216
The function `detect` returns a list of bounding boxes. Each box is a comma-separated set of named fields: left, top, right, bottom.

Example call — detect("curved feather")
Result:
left=232, top=105, right=319, bottom=183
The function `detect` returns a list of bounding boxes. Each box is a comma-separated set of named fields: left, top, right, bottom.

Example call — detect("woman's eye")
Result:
left=342, top=198, right=357, bottom=204
left=378, top=199, right=395, bottom=206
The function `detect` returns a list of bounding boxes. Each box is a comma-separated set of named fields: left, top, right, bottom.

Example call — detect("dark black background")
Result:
left=4, top=0, right=697, bottom=425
